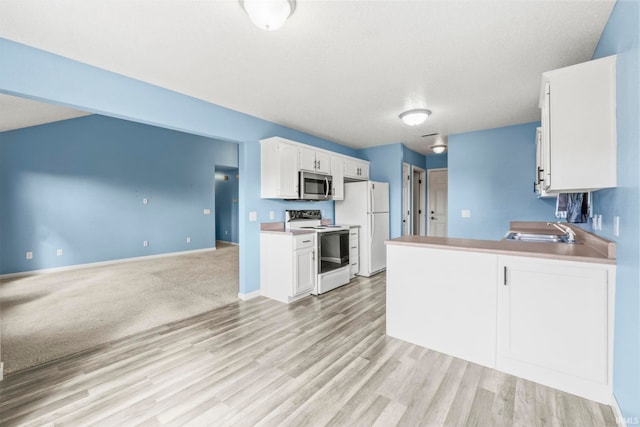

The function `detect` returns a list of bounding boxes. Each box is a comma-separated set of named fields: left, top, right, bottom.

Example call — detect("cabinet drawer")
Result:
left=294, top=235, right=314, bottom=250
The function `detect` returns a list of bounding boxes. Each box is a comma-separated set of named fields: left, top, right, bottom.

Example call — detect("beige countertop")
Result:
left=260, top=222, right=315, bottom=235
left=386, top=221, right=615, bottom=265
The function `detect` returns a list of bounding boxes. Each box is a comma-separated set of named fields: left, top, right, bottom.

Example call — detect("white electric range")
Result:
left=286, top=210, right=351, bottom=295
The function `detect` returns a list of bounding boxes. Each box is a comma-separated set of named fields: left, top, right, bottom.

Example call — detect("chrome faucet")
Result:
left=547, top=222, right=576, bottom=243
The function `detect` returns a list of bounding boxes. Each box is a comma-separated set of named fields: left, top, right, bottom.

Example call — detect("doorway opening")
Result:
left=412, top=166, right=426, bottom=235
left=215, top=166, right=239, bottom=245
left=402, top=163, right=411, bottom=235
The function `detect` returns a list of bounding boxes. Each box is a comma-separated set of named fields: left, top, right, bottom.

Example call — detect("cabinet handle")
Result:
left=302, top=240, right=311, bottom=243
left=537, top=167, right=544, bottom=183
left=317, top=160, right=320, bottom=169
left=503, top=266, right=508, bottom=286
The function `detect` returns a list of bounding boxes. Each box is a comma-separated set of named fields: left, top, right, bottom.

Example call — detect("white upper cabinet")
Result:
left=260, top=137, right=299, bottom=199
left=539, top=55, right=616, bottom=192
left=344, top=158, right=369, bottom=180
left=299, top=146, right=331, bottom=174
left=260, top=136, right=369, bottom=199
left=330, top=155, right=345, bottom=200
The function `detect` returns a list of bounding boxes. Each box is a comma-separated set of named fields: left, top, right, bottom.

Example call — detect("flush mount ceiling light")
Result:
left=431, top=144, right=447, bottom=154
left=240, top=0, right=296, bottom=31
left=399, top=109, right=431, bottom=126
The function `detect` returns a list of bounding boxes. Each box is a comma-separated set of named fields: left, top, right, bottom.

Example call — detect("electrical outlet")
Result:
left=269, top=211, right=275, bottom=220
left=143, top=241, right=149, bottom=247
left=56, top=249, right=63, bottom=256
left=143, top=197, right=149, bottom=205
left=186, top=237, right=191, bottom=243
left=249, top=211, right=257, bottom=222
left=203, top=209, right=211, bottom=215
left=26, top=251, right=33, bottom=260
left=461, top=210, right=471, bottom=218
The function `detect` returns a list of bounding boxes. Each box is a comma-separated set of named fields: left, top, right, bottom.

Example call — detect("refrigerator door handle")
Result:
left=370, top=186, right=374, bottom=213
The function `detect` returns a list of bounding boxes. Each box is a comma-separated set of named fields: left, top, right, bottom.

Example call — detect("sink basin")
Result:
left=505, top=232, right=570, bottom=243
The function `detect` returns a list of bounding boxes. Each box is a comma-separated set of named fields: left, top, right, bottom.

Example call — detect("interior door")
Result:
left=428, top=169, right=448, bottom=237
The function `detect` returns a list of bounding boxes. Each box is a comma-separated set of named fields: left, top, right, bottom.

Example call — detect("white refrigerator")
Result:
left=335, top=181, right=390, bottom=277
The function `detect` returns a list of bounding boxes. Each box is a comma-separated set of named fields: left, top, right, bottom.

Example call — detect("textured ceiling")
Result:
left=0, top=0, right=615, bottom=154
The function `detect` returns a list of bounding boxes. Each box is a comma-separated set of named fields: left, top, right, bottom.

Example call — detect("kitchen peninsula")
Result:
left=385, top=222, right=615, bottom=405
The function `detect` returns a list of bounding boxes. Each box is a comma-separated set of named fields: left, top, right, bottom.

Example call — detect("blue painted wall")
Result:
left=590, top=0, right=640, bottom=420
left=426, top=153, right=448, bottom=170
left=448, top=122, right=557, bottom=240
left=402, top=144, right=426, bottom=170
left=0, top=114, right=238, bottom=273
left=215, top=167, right=239, bottom=244
left=0, top=38, right=359, bottom=294
left=358, top=144, right=404, bottom=238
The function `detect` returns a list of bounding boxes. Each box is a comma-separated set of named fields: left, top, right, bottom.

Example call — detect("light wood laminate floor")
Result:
left=0, top=274, right=616, bottom=426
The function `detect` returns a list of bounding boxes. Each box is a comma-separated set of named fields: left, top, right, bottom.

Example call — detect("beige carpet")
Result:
left=0, top=242, right=239, bottom=374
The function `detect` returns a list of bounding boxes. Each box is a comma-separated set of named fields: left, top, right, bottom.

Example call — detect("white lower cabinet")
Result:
left=497, top=256, right=615, bottom=403
left=260, top=233, right=315, bottom=303
left=386, top=243, right=616, bottom=404
left=293, top=246, right=315, bottom=296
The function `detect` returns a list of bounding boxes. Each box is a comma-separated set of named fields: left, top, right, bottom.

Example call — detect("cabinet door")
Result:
left=331, top=156, right=345, bottom=200
left=299, top=147, right=317, bottom=172
left=314, top=151, right=331, bottom=174
left=497, top=257, right=612, bottom=398
left=279, top=143, right=300, bottom=198
left=543, top=56, right=616, bottom=191
left=293, top=247, right=315, bottom=295
left=358, top=161, right=369, bottom=179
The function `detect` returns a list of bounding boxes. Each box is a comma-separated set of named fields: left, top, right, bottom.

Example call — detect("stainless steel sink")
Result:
left=505, top=232, right=570, bottom=243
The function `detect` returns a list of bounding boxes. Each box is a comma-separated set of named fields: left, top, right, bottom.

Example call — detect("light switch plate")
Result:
left=203, top=209, right=211, bottom=215
left=461, top=210, right=471, bottom=218
left=269, top=211, right=275, bottom=220
left=249, top=211, right=257, bottom=222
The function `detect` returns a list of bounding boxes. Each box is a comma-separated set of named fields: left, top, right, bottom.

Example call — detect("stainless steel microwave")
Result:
left=299, top=171, right=333, bottom=201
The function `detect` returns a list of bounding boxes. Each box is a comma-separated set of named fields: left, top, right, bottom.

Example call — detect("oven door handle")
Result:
left=324, top=177, right=330, bottom=198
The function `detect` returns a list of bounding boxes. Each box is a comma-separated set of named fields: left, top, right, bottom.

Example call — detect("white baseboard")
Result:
left=0, top=247, right=216, bottom=279
left=238, top=290, right=262, bottom=301
left=611, top=394, right=628, bottom=427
